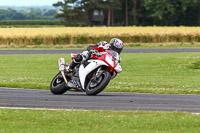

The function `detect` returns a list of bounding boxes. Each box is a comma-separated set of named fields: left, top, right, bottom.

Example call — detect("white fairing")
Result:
left=105, top=55, right=114, bottom=67
left=115, top=63, right=122, bottom=73
left=79, top=60, right=108, bottom=90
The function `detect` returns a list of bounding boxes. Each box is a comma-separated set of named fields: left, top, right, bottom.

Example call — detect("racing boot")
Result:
left=66, top=60, right=76, bottom=71
left=65, top=60, right=76, bottom=77
left=66, top=54, right=83, bottom=72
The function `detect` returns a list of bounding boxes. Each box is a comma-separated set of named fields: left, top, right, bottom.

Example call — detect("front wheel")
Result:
left=85, top=71, right=111, bottom=95
left=50, top=72, right=69, bottom=95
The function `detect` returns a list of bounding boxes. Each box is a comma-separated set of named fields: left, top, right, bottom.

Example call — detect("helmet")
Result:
left=109, top=38, right=123, bottom=54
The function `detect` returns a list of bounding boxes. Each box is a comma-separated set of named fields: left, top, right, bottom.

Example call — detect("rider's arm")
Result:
left=87, top=44, right=98, bottom=51
left=87, top=41, right=108, bottom=51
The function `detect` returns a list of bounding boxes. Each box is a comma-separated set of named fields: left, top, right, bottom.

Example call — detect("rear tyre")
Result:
left=50, top=72, right=69, bottom=95
left=85, top=71, right=111, bottom=95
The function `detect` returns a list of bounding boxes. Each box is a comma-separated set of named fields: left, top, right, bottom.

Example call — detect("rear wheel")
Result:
left=85, top=71, right=111, bottom=95
left=50, top=72, right=69, bottom=95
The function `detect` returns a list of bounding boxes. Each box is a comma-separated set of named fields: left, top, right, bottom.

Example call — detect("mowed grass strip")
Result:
left=0, top=109, right=199, bottom=133
left=0, top=53, right=200, bottom=94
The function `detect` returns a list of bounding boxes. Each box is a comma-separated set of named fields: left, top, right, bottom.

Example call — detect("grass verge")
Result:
left=0, top=109, right=199, bottom=133
left=0, top=53, right=200, bottom=94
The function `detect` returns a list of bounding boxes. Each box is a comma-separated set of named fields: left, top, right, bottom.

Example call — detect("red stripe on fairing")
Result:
left=91, top=50, right=117, bottom=73
left=71, top=54, right=77, bottom=60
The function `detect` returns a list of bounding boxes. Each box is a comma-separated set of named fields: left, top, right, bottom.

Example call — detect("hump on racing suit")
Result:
left=87, top=41, right=110, bottom=51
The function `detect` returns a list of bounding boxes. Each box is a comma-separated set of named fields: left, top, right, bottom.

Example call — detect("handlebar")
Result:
left=89, top=50, right=104, bottom=57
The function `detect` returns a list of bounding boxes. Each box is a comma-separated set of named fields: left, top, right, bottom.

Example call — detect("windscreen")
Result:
left=108, top=50, right=120, bottom=63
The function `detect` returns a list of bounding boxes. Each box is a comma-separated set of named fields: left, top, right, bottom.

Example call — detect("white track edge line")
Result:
left=0, top=107, right=88, bottom=111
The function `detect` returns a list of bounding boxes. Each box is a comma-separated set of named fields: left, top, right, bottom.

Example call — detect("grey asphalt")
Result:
left=1, top=48, right=200, bottom=55
left=0, top=87, right=200, bottom=113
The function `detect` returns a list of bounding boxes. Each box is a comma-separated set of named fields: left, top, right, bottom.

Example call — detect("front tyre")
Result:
left=85, top=71, right=111, bottom=95
left=50, top=72, right=69, bottom=95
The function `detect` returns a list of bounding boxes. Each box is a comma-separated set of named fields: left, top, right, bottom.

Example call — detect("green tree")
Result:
left=43, top=9, right=57, bottom=16
left=10, top=12, right=26, bottom=20
left=53, top=0, right=89, bottom=26
left=198, top=1, right=200, bottom=25
left=0, top=10, right=7, bottom=20
left=144, top=0, right=199, bottom=26
left=52, top=0, right=200, bottom=26
left=103, top=0, right=121, bottom=26
left=53, top=0, right=122, bottom=26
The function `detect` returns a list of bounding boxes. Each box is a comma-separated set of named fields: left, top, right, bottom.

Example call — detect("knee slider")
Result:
left=74, top=54, right=83, bottom=63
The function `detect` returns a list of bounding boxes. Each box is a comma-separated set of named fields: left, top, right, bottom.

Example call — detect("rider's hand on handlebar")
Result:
left=89, top=49, right=103, bottom=57
left=89, top=49, right=98, bottom=54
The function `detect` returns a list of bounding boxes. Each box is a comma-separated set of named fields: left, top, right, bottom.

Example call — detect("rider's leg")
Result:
left=66, top=54, right=83, bottom=88
left=67, top=54, right=83, bottom=71
left=67, top=51, right=90, bottom=71
left=66, top=51, right=90, bottom=88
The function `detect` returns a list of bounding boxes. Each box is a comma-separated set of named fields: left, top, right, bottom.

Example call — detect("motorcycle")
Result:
left=50, top=49, right=122, bottom=95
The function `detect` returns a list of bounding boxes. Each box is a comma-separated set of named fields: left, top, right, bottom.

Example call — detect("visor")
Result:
left=112, top=47, right=122, bottom=54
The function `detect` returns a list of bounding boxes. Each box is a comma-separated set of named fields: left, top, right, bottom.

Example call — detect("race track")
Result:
left=0, top=87, right=200, bottom=113
left=0, top=49, right=200, bottom=112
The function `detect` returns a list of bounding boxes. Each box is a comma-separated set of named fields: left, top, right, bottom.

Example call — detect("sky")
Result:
left=0, top=0, right=59, bottom=6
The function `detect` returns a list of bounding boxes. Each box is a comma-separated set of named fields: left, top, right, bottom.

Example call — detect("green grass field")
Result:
left=0, top=53, right=200, bottom=94
left=0, top=109, right=199, bottom=133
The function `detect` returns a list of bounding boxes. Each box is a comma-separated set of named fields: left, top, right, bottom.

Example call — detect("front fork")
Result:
left=96, top=67, right=103, bottom=78
left=91, top=67, right=103, bottom=81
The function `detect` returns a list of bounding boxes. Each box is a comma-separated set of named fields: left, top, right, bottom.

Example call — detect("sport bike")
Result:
left=50, top=50, right=122, bottom=95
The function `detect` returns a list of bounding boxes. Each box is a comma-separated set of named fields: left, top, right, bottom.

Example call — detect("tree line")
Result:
left=0, top=20, right=62, bottom=26
left=0, top=8, right=58, bottom=20
left=53, top=0, right=200, bottom=26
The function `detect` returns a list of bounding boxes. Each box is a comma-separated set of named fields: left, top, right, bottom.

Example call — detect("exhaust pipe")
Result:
left=58, top=58, right=68, bottom=84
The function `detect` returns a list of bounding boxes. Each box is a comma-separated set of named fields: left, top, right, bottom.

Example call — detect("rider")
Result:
left=67, top=38, right=124, bottom=72
left=66, top=38, right=123, bottom=88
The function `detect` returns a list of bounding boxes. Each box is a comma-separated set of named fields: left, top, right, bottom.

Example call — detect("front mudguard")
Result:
left=79, top=60, right=108, bottom=90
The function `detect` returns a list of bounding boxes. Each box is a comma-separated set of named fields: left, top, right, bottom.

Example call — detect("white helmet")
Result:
left=97, top=41, right=110, bottom=50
